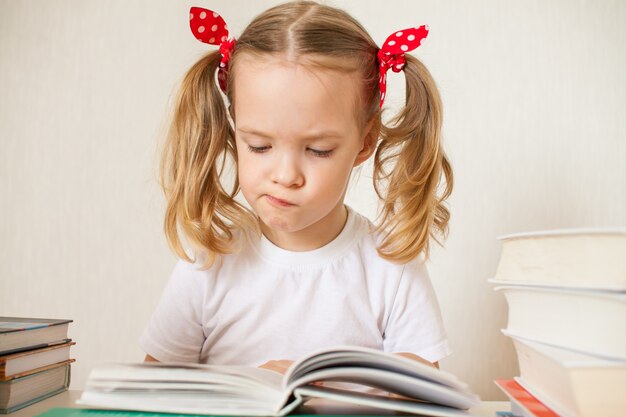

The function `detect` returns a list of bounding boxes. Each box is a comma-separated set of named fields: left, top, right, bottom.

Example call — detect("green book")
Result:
left=36, top=408, right=343, bottom=417
left=1, top=365, right=71, bottom=414
left=36, top=408, right=206, bottom=417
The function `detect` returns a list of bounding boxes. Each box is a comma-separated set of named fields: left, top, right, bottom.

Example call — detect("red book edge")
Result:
left=494, top=379, right=559, bottom=417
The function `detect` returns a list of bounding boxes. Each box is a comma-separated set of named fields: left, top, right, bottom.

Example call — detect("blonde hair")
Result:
left=160, top=0, right=453, bottom=269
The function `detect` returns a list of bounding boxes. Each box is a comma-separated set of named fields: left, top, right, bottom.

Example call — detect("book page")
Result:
left=284, top=346, right=468, bottom=390
left=292, top=386, right=475, bottom=417
left=285, top=367, right=478, bottom=410
left=79, top=362, right=287, bottom=415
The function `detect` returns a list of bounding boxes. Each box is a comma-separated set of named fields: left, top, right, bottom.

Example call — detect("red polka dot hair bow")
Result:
left=378, top=26, right=429, bottom=108
left=189, top=7, right=235, bottom=92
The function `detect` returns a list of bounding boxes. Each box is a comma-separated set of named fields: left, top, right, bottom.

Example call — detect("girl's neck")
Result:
left=260, top=204, right=348, bottom=252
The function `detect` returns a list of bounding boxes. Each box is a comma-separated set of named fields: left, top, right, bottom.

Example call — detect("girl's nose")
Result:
left=272, top=154, right=304, bottom=188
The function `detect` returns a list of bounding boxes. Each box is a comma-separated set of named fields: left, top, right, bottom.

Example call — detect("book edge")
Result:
left=497, top=227, right=626, bottom=241
left=487, top=278, right=626, bottom=292
left=0, top=365, right=70, bottom=413
left=494, top=379, right=560, bottom=417
left=492, top=283, right=626, bottom=300
left=0, top=319, right=72, bottom=335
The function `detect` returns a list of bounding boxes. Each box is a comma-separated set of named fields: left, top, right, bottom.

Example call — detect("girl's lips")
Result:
left=266, top=195, right=295, bottom=207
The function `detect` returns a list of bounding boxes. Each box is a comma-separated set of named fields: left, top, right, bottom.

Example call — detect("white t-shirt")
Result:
left=140, top=206, right=451, bottom=365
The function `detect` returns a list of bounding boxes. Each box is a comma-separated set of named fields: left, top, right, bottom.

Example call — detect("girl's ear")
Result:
left=353, top=118, right=379, bottom=167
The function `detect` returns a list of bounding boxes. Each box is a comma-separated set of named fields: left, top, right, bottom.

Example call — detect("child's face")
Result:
left=233, top=54, right=373, bottom=247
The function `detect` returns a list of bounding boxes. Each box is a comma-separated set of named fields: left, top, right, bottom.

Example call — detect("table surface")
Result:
left=11, top=390, right=511, bottom=417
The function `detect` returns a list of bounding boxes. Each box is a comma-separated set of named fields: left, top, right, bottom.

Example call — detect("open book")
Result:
left=77, top=346, right=480, bottom=417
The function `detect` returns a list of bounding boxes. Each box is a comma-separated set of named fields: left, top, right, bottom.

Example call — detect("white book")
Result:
left=77, top=346, right=481, bottom=417
left=507, top=333, right=626, bottom=417
left=492, top=228, right=626, bottom=291
left=493, top=284, right=626, bottom=360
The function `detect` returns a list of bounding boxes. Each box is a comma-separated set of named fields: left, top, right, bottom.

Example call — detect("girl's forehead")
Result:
left=231, top=54, right=361, bottom=136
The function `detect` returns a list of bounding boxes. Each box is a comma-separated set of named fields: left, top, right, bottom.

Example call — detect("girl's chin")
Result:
left=259, top=214, right=300, bottom=233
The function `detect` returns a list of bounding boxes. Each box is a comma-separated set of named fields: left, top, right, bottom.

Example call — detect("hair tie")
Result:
left=189, top=7, right=236, bottom=92
left=377, top=26, right=429, bottom=108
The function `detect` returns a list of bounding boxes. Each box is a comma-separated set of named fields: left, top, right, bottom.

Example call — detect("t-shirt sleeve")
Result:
left=139, top=260, right=207, bottom=362
left=382, top=259, right=451, bottom=363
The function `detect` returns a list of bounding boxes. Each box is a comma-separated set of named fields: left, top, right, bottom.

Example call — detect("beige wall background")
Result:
left=1, top=0, right=625, bottom=400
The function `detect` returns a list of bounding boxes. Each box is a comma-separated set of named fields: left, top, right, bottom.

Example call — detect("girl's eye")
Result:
left=247, top=145, right=270, bottom=153
left=308, top=148, right=333, bottom=158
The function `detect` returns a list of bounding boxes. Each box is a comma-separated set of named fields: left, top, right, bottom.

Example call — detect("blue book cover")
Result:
left=0, top=317, right=72, bottom=356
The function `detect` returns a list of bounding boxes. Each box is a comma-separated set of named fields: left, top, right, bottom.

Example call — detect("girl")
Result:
left=140, top=0, right=453, bottom=374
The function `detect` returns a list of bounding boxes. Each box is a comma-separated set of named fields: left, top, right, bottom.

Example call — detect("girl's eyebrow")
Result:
left=236, top=127, right=343, bottom=140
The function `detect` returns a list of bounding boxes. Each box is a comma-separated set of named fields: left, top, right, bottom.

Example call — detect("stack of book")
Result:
left=490, top=229, right=626, bottom=417
left=0, top=317, right=74, bottom=414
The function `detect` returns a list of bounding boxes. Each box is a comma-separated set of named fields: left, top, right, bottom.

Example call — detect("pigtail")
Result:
left=159, top=51, right=257, bottom=270
left=373, top=55, right=453, bottom=263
